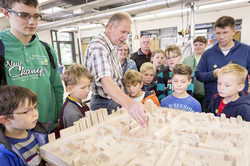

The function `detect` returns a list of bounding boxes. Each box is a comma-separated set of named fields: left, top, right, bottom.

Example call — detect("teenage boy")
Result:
left=140, top=62, right=156, bottom=92
left=0, top=85, right=50, bottom=166
left=156, top=45, right=194, bottom=102
left=123, top=70, right=160, bottom=106
left=60, top=64, right=93, bottom=129
left=0, top=0, right=64, bottom=133
left=207, top=64, right=250, bottom=121
left=161, top=64, right=202, bottom=113
left=196, top=16, right=250, bottom=111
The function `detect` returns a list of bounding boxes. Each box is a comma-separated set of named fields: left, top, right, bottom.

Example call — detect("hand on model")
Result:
left=125, top=101, right=148, bottom=127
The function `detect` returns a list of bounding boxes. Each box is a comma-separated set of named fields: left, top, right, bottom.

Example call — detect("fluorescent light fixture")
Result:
left=58, top=27, right=78, bottom=32
left=198, top=0, right=249, bottom=10
left=39, top=0, right=50, bottom=4
left=41, top=7, right=64, bottom=14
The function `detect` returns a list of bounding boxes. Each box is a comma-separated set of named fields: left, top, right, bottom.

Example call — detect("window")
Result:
left=51, top=30, right=76, bottom=66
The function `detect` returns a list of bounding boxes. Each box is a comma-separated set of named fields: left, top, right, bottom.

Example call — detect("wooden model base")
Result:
left=40, top=100, right=250, bottom=166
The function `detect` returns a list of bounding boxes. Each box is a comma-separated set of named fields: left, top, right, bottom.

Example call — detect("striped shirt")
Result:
left=83, top=32, right=124, bottom=99
left=7, top=130, right=41, bottom=165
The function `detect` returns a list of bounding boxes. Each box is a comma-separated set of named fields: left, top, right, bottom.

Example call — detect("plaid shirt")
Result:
left=83, top=32, right=124, bottom=99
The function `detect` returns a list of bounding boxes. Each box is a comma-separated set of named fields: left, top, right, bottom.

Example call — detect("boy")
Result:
left=161, top=64, right=201, bottom=113
left=0, top=0, right=64, bottom=133
left=151, top=49, right=166, bottom=75
left=207, top=64, right=250, bottom=121
left=140, top=62, right=156, bottom=92
left=156, top=45, right=194, bottom=102
left=0, top=85, right=51, bottom=166
left=123, top=70, right=160, bottom=106
left=60, top=64, right=93, bottom=129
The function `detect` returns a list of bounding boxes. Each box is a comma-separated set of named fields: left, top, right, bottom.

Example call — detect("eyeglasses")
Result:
left=11, top=104, right=39, bottom=116
left=165, top=55, right=180, bottom=60
left=7, top=9, right=42, bottom=21
left=118, top=49, right=128, bottom=52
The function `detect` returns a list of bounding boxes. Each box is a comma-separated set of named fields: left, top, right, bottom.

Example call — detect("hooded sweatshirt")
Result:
left=207, top=91, right=250, bottom=121
left=0, top=30, right=64, bottom=130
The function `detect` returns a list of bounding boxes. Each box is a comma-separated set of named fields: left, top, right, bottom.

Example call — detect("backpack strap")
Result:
left=0, top=39, right=7, bottom=86
left=39, top=40, right=56, bottom=69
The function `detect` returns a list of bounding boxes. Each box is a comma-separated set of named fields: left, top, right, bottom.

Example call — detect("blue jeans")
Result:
left=90, top=96, right=121, bottom=115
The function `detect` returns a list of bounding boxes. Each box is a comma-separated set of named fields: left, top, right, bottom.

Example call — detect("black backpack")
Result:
left=0, top=39, right=56, bottom=86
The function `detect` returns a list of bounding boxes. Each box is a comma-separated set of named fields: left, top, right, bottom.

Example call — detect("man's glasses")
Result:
left=118, top=49, right=128, bottom=52
left=165, top=55, right=180, bottom=60
left=11, top=104, right=39, bottom=116
left=7, top=9, right=42, bottom=21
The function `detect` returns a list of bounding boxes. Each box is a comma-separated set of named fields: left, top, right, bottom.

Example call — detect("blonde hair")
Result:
left=152, top=49, right=165, bottom=58
left=165, top=45, right=181, bottom=57
left=62, top=63, right=93, bottom=87
left=140, top=62, right=156, bottom=75
left=219, top=64, right=248, bottom=84
left=123, top=70, right=142, bottom=85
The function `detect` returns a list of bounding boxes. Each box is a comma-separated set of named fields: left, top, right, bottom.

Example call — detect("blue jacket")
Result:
left=195, top=39, right=250, bottom=107
left=207, top=91, right=250, bottom=121
left=0, top=122, right=51, bottom=166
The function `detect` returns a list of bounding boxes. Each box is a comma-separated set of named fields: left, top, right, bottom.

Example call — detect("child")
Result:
left=151, top=49, right=166, bottom=75
left=140, top=62, right=156, bottom=92
left=161, top=64, right=201, bottom=113
left=156, top=45, right=194, bottom=102
left=0, top=85, right=50, bottom=166
left=208, top=64, right=250, bottom=121
left=123, top=70, right=160, bottom=106
left=60, top=64, right=93, bottom=129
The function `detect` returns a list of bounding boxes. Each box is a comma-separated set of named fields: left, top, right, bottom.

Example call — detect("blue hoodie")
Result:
left=195, top=39, right=250, bottom=107
left=0, top=122, right=51, bottom=166
left=207, top=91, right=250, bottom=121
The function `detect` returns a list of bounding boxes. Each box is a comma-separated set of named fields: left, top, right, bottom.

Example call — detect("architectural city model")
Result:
left=40, top=100, right=250, bottom=166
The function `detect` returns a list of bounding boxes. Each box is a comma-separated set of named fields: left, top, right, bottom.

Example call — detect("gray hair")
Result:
left=105, top=12, right=132, bottom=28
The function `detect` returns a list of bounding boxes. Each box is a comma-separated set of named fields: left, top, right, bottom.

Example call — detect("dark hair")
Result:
left=214, top=16, right=236, bottom=30
left=193, top=36, right=207, bottom=44
left=0, top=85, right=37, bottom=118
left=172, top=64, right=192, bottom=80
left=2, top=0, right=39, bottom=9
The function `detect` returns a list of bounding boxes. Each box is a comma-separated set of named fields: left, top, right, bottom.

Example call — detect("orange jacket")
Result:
left=141, top=90, right=160, bottom=106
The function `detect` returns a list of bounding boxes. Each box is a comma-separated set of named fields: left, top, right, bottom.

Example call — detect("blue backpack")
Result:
left=0, top=39, right=56, bottom=85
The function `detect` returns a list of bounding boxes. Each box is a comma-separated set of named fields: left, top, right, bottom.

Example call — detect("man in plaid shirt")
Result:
left=84, top=12, right=147, bottom=127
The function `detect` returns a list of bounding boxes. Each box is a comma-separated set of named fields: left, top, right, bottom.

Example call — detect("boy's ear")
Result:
left=0, top=116, right=11, bottom=125
left=66, top=85, right=72, bottom=93
left=140, top=82, right=143, bottom=88
left=0, top=8, right=10, bottom=18
left=238, top=83, right=245, bottom=92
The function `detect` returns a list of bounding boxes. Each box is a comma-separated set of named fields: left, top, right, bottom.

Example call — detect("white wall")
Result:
left=77, top=5, right=250, bottom=53
left=37, top=30, right=52, bottom=45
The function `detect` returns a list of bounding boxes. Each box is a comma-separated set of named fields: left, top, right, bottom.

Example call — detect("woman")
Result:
left=182, top=36, right=207, bottom=112
left=117, top=42, right=137, bottom=75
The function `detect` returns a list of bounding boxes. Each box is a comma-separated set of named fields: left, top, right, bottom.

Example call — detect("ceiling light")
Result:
left=41, top=7, right=64, bottom=14
left=198, top=0, right=249, bottom=10
left=58, top=27, right=78, bottom=32
left=39, top=0, right=50, bottom=4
